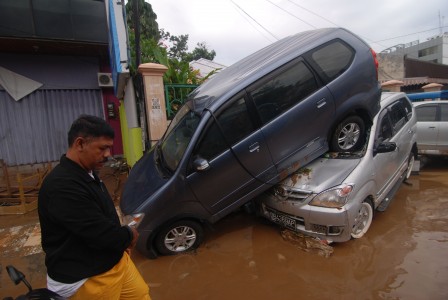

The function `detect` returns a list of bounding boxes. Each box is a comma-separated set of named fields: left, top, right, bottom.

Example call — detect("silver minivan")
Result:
left=256, top=92, right=417, bottom=242
left=121, top=28, right=381, bottom=258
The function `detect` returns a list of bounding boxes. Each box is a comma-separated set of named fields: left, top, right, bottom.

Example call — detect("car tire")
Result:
left=404, top=151, right=415, bottom=181
left=351, top=199, right=373, bottom=239
left=155, top=220, right=204, bottom=256
left=330, top=115, right=365, bottom=152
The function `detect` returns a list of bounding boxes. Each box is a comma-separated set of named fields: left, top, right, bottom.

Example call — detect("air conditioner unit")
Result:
left=97, top=73, right=113, bottom=87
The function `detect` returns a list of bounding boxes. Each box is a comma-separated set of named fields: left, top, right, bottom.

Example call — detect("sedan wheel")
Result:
left=155, top=220, right=204, bottom=256
left=351, top=200, right=373, bottom=239
left=331, top=116, right=365, bottom=152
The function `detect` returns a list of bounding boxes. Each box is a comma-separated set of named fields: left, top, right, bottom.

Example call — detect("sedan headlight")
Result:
left=123, top=213, right=145, bottom=228
left=309, top=184, right=354, bottom=208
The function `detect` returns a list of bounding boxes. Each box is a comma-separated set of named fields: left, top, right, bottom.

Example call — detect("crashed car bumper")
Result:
left=258, top=195, right=353, bottom=242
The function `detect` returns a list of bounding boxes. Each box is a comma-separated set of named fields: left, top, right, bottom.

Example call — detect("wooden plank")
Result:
left=0, top=159, right=13, bottom=197
left=0, top=161, right=50, bottom=215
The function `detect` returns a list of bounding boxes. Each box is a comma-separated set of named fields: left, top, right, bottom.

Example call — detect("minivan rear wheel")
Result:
left=330, top=115, right=365, bottom=152
left=155, top=220, right=204, bottom=256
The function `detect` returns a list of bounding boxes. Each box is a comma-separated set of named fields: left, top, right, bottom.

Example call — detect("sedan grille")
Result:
left=272, top=186, right=313, bottom=202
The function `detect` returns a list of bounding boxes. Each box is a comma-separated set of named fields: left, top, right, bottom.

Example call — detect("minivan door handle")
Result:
left=317, top=98, right=327, bottom=108
left=249, top=142, right=260, bottom=153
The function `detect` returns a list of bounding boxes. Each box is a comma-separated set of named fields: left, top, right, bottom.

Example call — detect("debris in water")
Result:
left=281, top=229, right=334, bottom=258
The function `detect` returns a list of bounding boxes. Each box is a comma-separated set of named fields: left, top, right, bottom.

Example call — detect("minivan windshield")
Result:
left=159, top=102, right=201, bottom=173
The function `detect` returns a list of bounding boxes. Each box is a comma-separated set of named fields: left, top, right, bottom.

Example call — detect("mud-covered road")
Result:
left=1, top=156, right=447, bottom=299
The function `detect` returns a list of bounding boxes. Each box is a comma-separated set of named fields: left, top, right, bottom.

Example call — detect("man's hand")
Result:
left=129, top=226, right=139, bottom=248
left=126, top=226, right=139, bottom=255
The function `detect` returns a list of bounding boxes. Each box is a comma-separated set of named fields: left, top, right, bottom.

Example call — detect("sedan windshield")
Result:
left=159, top=103, right=201, bottom=172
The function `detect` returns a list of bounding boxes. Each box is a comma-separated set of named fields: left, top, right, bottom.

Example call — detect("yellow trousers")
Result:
left=70, top=252, right=150, bottom=300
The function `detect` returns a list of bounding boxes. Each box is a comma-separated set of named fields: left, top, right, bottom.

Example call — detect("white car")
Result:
left=413, top=100, right=448, bottom=156
left=255, top=92, right=417, bottom=242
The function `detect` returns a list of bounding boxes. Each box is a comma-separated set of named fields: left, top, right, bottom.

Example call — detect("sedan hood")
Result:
left=120, top=148, right=169, bottom=214
left=279, top=156, right=361, bottom=193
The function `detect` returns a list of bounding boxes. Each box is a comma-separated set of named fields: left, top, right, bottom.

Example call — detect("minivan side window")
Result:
left=250, top=60, right=318, bottom=124
left=378, top=112, right=393, bottom=143
left=400, top=98, right=413, bottom=119
left=389, top=102, right=407, bottom=135
left=309, top=40, right=354, bottom=82
left=194, top=98, right=254, bottom=161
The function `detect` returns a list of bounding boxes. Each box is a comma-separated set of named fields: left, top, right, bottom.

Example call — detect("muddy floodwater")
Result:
left=1, top=156, right=448, bottom=299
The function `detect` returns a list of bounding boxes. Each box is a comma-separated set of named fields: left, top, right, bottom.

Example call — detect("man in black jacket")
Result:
left=38, top=115, right=150, bottom=299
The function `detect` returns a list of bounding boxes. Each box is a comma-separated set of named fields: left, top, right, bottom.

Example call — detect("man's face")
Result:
left=79, top=136, right=114, bottom=171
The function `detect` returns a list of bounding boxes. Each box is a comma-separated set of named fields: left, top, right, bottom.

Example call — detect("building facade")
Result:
left=0, top=0, right=124, bottom=165
left=381, top=33, right=448, bottom=65
left=378, top=33, right=448, bottom=93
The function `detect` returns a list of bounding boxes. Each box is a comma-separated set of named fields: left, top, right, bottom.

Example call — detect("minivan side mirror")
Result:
left=193, top=157, right=210, bottom=171
left=374, top=141, right=397, bottom=154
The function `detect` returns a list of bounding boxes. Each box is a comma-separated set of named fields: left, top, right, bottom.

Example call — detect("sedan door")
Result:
left=415, top=103, right=439, bottom=150
left=437, top=103, right=448, bottom=150
left=373, top=100, right=413, bottom=198
left=372, top=109, right=398, bottom=196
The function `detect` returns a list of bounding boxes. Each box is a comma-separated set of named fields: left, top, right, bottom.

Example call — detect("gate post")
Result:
left=138, top=63, right=168, bottom=146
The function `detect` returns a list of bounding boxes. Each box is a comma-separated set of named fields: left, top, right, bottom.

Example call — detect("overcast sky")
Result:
left=148, top=0, right=448, bottom=66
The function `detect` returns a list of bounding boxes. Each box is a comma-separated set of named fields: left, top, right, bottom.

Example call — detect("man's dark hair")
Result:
left=68, top=115, right=115, bottom=146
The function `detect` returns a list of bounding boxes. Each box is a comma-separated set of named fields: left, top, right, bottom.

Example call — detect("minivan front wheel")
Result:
left=155, top=220, right=204, bottom=255
left=351, top=199, right=373, bottom=239
left=331, top=116, right=365, bottom=152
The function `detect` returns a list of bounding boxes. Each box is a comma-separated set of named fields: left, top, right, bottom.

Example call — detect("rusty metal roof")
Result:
left=381, top=77, right=448, bottom=86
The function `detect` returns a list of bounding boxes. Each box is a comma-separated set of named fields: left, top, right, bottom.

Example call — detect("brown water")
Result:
left=1, top=156, right=447, bottom=299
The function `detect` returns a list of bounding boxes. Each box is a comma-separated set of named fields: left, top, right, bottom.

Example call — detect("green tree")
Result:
left=186, top=42, right=216, bottom=62
left=125, top=0, right=217, bottom=84
left=125, top=0, right=159, bottom=41
left=160, top=29, right=190, bottom=61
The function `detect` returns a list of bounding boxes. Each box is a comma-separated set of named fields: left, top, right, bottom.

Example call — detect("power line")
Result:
left=286, top=0, right=446, bottom=50
left=283, top=0, right=383, bottom=47
left=373, top=26, right=447, bottom=43
left=232, top=0, right=445, bottom=53
left=265, top=0, right=316, bottom=29
left=230, top=2, right=276, bottom=43
left=230, top=0, right=279, bottom=41
left=286, top=0, right=338, bottom=27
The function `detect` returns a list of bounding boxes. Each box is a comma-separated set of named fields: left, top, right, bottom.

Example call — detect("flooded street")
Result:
left=1, top=156, right=448, bottom=299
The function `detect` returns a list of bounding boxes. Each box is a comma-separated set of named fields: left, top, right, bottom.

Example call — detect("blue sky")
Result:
left=148, top=0, right=448, bottom=66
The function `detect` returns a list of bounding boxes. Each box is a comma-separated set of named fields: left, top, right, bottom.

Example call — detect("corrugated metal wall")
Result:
left=0, top=89, right=103, bottom=166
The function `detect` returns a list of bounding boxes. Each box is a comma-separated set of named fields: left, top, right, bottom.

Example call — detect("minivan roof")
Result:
left=188, top=27, right=360, bottom=113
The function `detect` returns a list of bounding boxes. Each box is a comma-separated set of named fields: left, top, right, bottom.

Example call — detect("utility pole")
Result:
left=132, top=0, right=141, bottom=67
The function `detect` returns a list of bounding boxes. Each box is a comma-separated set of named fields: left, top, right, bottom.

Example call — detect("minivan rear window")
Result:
left=310, top=40, right=354, bottom=81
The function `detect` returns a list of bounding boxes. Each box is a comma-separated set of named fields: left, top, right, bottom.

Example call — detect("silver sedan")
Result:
left=413, top=100, right=448, bottom=156
left=256, top=92, right=418, bottom=242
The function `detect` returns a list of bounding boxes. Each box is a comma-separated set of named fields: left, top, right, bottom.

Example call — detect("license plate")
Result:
left=269, top=210, right=296, bottom=230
